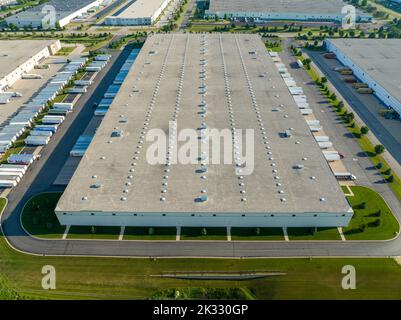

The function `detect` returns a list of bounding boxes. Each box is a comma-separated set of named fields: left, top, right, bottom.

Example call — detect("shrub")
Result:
left=376, top=162, right=383, bottom=169
left=368, top=219, right=381, bottom=228
left=372, top=210, right=382, bottom=218
left=354, top=202, right=366, bottom=210
left=360, top=126, right=369, bottom=135
left=375, top=144, right=385, bottom=155
left=201, top=228, right=207, bottom=236
left=387, top=175, right=394, bottom=183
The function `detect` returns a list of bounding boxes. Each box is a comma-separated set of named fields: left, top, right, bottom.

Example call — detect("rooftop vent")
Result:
left=195, top=195, right=208, bottom=203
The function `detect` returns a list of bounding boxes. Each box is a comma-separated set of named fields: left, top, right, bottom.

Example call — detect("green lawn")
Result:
left=342, top=186, right=400, bottom=240
left=123, top=227, right=176, bottom=240
left=55, top=46, right=75, bottom=56
left=3, top=197, right=401, bottom=299
left=287, top=227, right=342, bottom=241
left=231, top=227, right=284, bottom=241
left=150, top=287, right=254, bottom=300
left=67, top=226, right=121, bottom=240
left=21, top=193, right=65, bottom=239
left=181, top=227, right=227, bottom=241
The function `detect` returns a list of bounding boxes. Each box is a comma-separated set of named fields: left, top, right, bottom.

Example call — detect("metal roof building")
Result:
left=56, top=33, right=352, bottom=228
left=205, top=0, right=372, bottom=23
left=325, top=39, right=401, bottom=116
left=5, top=0, right=102, bottom=28
left=104, top=0, right=173, bottom=25
left=0, top=40, right=61, bottom=92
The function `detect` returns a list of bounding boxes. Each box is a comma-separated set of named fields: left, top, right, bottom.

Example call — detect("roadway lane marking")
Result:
left=227, top=226, right=231, bottom=241
left=338, top=227, right=346, bottom=241
left=119, top=226, right=125, bottom=241
left=176, top=226, right=181, bottom=241
left=343, top=185, right=354, bottom=197
left=283, top=227, right=289, bottom=241
left=62, top=225, right=70, bottom=240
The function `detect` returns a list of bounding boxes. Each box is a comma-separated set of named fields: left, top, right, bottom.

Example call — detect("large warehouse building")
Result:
left=0, top=0, right=17, bottom=6
left=5, top=0, right=102, bottom=28
left=205, top=0, right=372, bottom=23
left=0, top=40, right=61, bottom=92
left=325, top=39, right=401, bottom=115
left=104, top=0, right=172, bottom=25
left=55, top=33, right=352, bottom=228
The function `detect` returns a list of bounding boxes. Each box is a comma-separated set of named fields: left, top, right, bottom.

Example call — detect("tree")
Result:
left=346, top=112, right=355, bottom=123
left=321, top=77, right=328, bottom=83
left=360, top=126, right=369, bottom=135
left=384, top=168, right=392, bottom=176
left=387, top=175, right=394, bottom=183
left=375, top=144, right=385, bottom=155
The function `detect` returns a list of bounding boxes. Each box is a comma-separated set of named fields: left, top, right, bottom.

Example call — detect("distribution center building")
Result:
left=104, top=0, right=172, bottom=25
left=0, top=40, right=61, bottom=92
left=55, top=33, right=352, bottom=228
left=0, top=0, right=17, bottom=6
left=325, top=39, right=401, bottom=115
left=205, top=0, right=372, bottom=23
left=5, top=0, right=102, bottom=28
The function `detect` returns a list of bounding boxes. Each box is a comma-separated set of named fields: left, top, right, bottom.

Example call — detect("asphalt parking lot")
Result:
left=308, top=50, right=401, bottom=166
left=1, top=45, right=135, bottom=238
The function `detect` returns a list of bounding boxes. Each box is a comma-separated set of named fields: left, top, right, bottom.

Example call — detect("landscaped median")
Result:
left=20, top=188, right=400, bottom=241
left=341, top=186, right=399, bottom=240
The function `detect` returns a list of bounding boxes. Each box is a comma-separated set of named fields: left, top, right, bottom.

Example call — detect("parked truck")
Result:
left=21, top=74, right=43, bottom=79
left=340, top=70, right=353, bottom=75
left=0, top=180, right=17, bottom=188
left=352, top=82, right=369, bottom=89
left=324, top=53, right=336, bottom=59
left=357, top=88, right=374, bottom=94
left=343, top=77, right=357, bottom=83
left=334, top=172, right=357, bottom=181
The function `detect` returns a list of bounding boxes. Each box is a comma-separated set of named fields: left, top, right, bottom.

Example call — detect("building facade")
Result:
left=104, top=0, right=172, bottom=26
left=0, top=40, right=61, bottom=92
left=5, top=0, right=102, bottom=28
left=325, top=39, right=401, bottom=115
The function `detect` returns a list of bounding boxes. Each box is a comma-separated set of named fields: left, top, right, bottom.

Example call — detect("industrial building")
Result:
left=5, top=0, right=103, bottom=28
left=0, top=0, right=17, bottom=6
left=104, top=0, right=172, bottom=25
left=325, top=39, right=401, bottom=116
left=0, top=40, right=61, bottom=92
left=55, top=33, right=352, bottom=228
left=205, top=0, right=372, bottom=23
